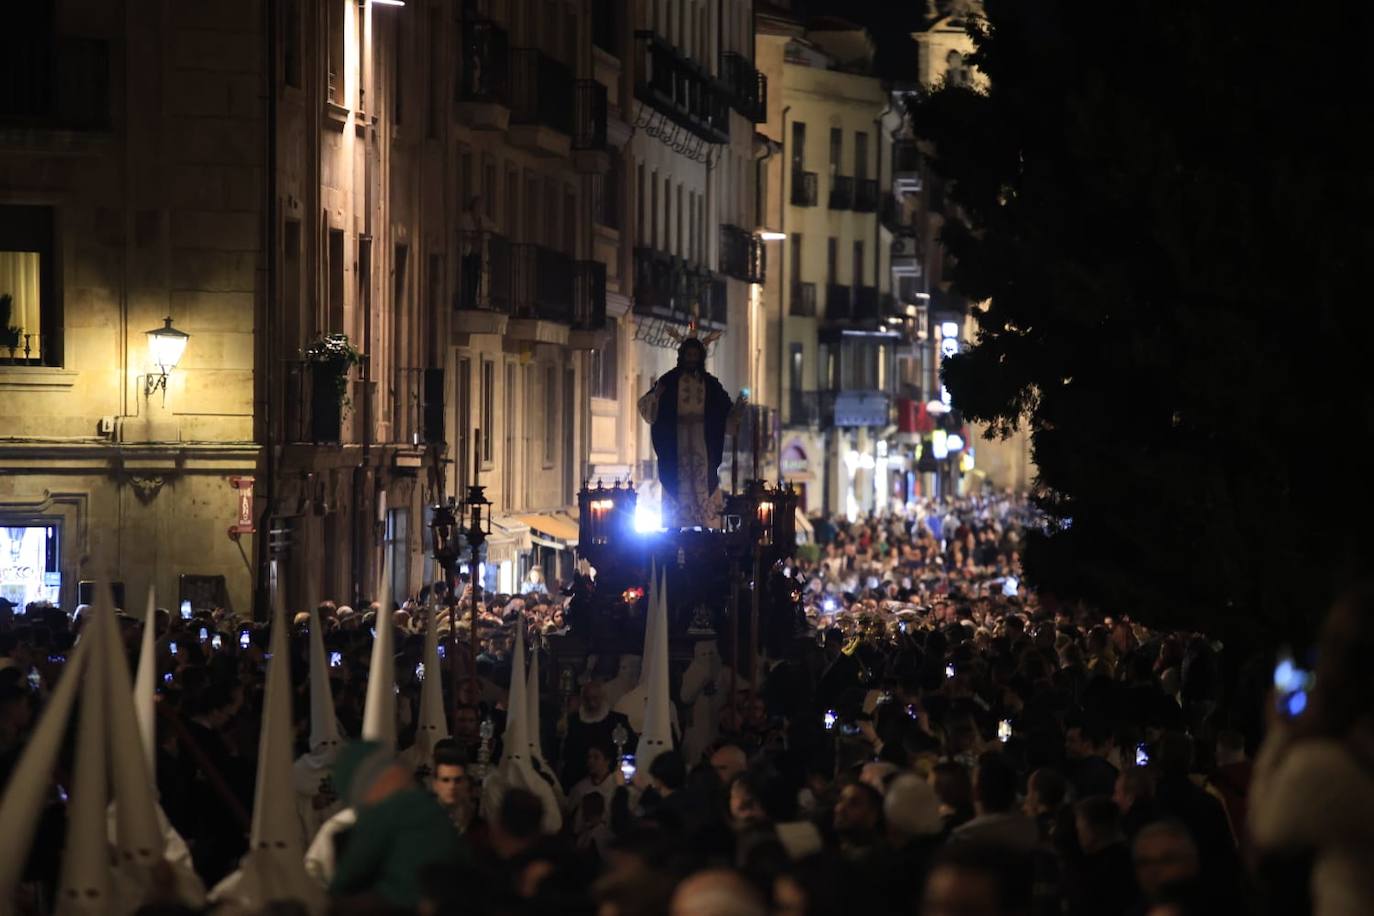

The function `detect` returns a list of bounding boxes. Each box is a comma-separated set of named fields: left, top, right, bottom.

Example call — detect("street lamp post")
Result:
left=459, top=466, right=492, bottom=707
left=429, top=498, right=460, bottom=727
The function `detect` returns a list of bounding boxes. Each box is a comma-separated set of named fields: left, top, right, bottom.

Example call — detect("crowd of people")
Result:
left=2, top=491, right=1373, bottom=915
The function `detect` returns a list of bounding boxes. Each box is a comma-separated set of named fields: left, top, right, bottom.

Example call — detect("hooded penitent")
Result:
left=294, top=602, right=346, bottom=845
left=132, top=587, right=157, bottom=779
left=208, top=580, right=324, bottom=914
left=636, top=566, right=674, bottom=776
left=409, top=596, right=449, bottom=769
left=483, top=621, right=562, bottom=833
left=56, top=590, right=113, bottom=916
left=361, top=560, right=397, bottom=752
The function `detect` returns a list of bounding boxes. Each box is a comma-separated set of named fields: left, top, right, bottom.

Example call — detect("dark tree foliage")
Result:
left=911, top=0, right=1374, bottom=644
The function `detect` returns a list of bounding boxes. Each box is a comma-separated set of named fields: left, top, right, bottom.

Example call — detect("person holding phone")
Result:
left=1250, top=587, right=1374, bottom=915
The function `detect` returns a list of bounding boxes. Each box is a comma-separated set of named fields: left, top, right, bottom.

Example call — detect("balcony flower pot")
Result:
left=304, top=333, right=363, bottom=442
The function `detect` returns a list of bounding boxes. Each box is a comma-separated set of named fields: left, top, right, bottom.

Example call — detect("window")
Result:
left=855, top=132, right=868, bottom=181
left=506, top=169, right=519, bottom=237
left=327, top=228, right=345, bottom=332
left=481, top=359, right=495, bottom=462
left=564, top=188, right=577, bottom=255
left=852, top=240, right=864, bottom=287
left=826, top=237, right=837, bottom=286
left=0, top=205, right=56, bottom=366
left=284, top=220, right=302, bottom=356
left=504, top=362, right=516, bottom=506
left=789, top=233, right=802, bottom=283
left=635, top=161, right=645, bottom=238
left=663, top=177, right=672, bottom=253
left=676, top=184, right=683, bottom=258
left=525, top=173, right=540, bottom=242
left=483, top=156, right=498, bottom=220
left=544, top=364, right=557, bottom=464
left=590, top=318, right=618, bottom=399
left=384, top=509, right=410, bottom=606
left=393, top=243, right=409, bottom=352
left=791, top=122, right=806, bottom=171
left=459, top=148, right=473, bottom=210
left=829, top=127, right=842, bottom=177
left=392, top=14, right=404, bottom=124
left=284, top=0, right=302, bottom=88
left=457, top=356, right=472, bottom=487
left=329, top=0, right=346, bottom=104
left=427, top=6, right=441, bottom=137
left=650, top=170, right=659, bottom=248
left=598, top=152, right=622, bottom=230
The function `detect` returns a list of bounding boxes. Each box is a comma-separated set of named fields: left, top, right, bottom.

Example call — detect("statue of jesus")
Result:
left=637, top=338, right=746, bottom=528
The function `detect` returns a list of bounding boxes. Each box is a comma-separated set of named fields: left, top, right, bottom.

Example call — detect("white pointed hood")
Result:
left=307, top=604, right=342, bottom=754
left=500, top=620, right=530, bottom=765
left=361, top=560, right=397, bottom=751
left=56, top=592, right=114, bottom=915
left=132, top=587, right=157, bottom=780
left=487, top=622, right=561, bottom=833
left=637, top=566, right=674, bottom=775
left=101, top=585, right=166, bottom=886
left=412, top=597, right=448, bottom=762
left=209, top=583, right=323, bottom=914
left=0, top=623, right=91, bottom=901
left=525, top=640, right=567, bottom=812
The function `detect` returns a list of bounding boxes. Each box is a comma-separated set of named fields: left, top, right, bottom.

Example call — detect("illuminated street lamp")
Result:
left=145, top=316, right=189, bottom=398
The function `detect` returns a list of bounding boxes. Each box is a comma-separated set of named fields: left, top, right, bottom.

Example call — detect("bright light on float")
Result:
left=633, top=502, right=664, bottom=533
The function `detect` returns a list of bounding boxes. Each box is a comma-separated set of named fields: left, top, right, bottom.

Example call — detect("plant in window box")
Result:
left=303, top=333, right=364, bottom=442
left=0, top=295, right=21, bottom=359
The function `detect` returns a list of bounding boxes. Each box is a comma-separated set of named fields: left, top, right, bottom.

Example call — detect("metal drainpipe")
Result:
left=777, top=103, right=790, bottom=477
left=257, top=0, right=279, bottom=619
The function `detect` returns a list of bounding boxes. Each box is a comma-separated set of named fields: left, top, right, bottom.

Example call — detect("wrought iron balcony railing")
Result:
left=456, top=19, right=510, bottom=105
left=719, top=224, right=765, bottom=284
left=512, top=243, right=573, bottom=322
left=791, top=169, right=818, bottom=207
left=633, top=30, right=730, bottom=144
left=573, top=79, right=608, bottom=150
left=456, top=230, right=512, bottom=313
left=720, top=51, right=766, bottom=123
left=789, top=282, right=816, bottom=317
left=828, top=175, right=854, bottom=210
left=854, top=178, right=878, bottom=213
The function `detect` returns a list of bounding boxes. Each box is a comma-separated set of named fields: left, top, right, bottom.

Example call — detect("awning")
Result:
left=515, top=511, right=580, bottom=548
left=487, top=515, right=533, bottom=564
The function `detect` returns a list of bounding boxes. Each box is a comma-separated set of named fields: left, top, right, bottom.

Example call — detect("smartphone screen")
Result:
left=212, top=634, right=223, bottom=650
left=415, top=662, right=426, bottom=681
left=1274, top=650, right=1314, bottom=718
left=329, top=650, right=343, bottom=668
left=199, top=627, right=209, bottom=641
left=997, top=719, right=1012, bottom=742
left=239, top=631, right=251, bottom=650
left=823, top=709, right=837, bottom=731
left=1135, top=743, right=1150, bottom=766
left=620, top=755, right=637, bottom=782
left=945, top=663, right=956, bottom=679
left=180, top=600, right=192, bottom=619
left=169, top=641, right=178, bottom=656
left=438, top=644, right=446, bottom=660
left=163, top=672, right=174, bottom=685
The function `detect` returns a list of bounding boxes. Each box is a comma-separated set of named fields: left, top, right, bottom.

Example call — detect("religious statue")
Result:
left=637, top=336, right=745, bottom=528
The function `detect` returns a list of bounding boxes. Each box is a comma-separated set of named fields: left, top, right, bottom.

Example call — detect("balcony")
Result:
left=828, top=175, right=854, bottom=210
left=455, top=19, right=510, bottom=130
left=854, top=178, right=878, bottom=213
left=282, top=361, right=377, bottom=444
left=633, top=30, right=730, bottom=144
left=824, top=283, right=850, bottom=322
left=509, top=48, right=573, bottom=156
left=791, top=170, right=818, bottom=207
left=511, top=243, right=573, bottom=324
left=572, top=79, right=611, bottom=173
left=455, top=230, right=512, bottom=334
left=720, top=51, right=766, bottom=123
left=891, top=230, right=922, bottom=278
left=892, top=140, right=923, bottom=196
left=829, top=390, right=891, bottom=428
left=571, top=260, right=608, bottom=338
left=785, top=390, right=890, bottom=428
left=822, top=284, right=882, bottom=329
left=789, top=282, right=816, bottom=317
left=1, top=37, right=110, bottom=131
left=632, top=247, right=727, bottom=329
left=719, top=224, right=764, bottom=284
